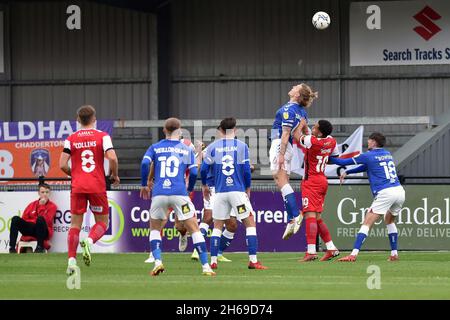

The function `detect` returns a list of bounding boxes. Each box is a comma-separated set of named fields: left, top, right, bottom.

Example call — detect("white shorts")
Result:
left=370, top=186, right=405, bottom=216
left=269, top=138, right=293, bottom=174
left=204, top=187, right=239, bottom=220
left=150, top=195, right=196, bottom=221
left=213, top=191, right=253, bottom=221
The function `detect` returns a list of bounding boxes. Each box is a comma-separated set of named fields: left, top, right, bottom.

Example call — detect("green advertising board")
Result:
left=324, top=185, right=450, bottom=250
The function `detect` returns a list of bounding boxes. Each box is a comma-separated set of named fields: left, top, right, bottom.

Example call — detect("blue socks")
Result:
left=219, top=230, right=235, bottom=255
left=354, top=232, right=368, bottom=250
left=210, top=229, right=222, bottom=263
left=281, top=184, right=299, bottom=220
left=191, top=231, right=208, bottom=265
left=246, top=227, right=258, bottom=256
left=193, top=241, right=208, bottom=265
left=351, top=225, right=369, bottom=256
left=386, top=223, right=398, bottom=254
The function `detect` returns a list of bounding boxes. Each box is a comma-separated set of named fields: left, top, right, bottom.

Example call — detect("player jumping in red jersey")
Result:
left=294, top=120, right=340, bottom=262
left=60, top=105, right=119, bottom=275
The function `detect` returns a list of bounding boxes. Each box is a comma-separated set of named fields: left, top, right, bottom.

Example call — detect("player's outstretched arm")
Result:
left=339, top=164, right=367, bottom=184
left=292, top=118, right=308, bottom=142
left=105, top=149, right=120, bottom=186
left=345, top=164, right=367, bottom=175
left=328, top=156, right=355, bottom=166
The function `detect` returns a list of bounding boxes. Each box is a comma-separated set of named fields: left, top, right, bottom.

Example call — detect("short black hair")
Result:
left=217, top=117, right=236, bottom=131
left=318, top=120, right=333, bottom=137
left=369, top=132, right=386, bottom=147
left=38, top=183, right=51, bottom=190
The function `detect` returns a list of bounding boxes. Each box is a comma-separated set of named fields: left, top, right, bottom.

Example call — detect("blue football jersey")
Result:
left=271, top=102, right=308, bottom=143
left=206, top=165, right=215, bottom=187
left=143, top=139, right=196, bottom=197
left=352, top=148, right=401, bottom=195
left=203, top=138, right=250, bottom=193
left=295, top=104, right=309, bottom=126
left=202, top=149, right=215, bottom=187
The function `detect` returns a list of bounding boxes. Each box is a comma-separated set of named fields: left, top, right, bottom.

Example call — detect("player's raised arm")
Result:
left=194, top=140, right=205, bottom=166
left=292, top=118, right=308, bottom=142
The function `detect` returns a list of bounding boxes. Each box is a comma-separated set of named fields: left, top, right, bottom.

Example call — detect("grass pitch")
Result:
left=1, top=252, right=449, bottom=299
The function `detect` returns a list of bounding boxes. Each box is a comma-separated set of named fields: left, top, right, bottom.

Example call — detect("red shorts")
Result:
left=71, top=192, right=109, bottom=215
left=301, top=178, right=328, bottom=213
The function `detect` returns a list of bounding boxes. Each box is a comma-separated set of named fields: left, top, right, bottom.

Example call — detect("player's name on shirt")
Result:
left=73, top=141, right=97, bottom=149
left=153, top=146, right=190, bottom=156
left=214, top=145, right=238, bottom=153
left=320, top=147, right=334, bottom=154
left=373, top=154, right=394, bottom=161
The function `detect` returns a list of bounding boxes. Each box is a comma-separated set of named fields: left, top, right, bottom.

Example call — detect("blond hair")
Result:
left=299, top=83, right=318, bottom=107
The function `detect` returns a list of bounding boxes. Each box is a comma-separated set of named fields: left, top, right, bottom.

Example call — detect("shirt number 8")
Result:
left=221, top=155, right=235, bottom=176
left=81, top=150, right=96, bottom=173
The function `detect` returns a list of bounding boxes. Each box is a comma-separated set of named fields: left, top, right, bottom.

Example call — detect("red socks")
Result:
left=317, top=219, right=332, bottom=243
left=88, top=221, right=108, bottom=244
left=305, top=217, right=318, bottom=246
left=68, top=227, right=80, bottom=259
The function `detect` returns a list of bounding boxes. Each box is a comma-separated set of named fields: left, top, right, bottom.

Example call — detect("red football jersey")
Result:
left=300, top=135, right=338, bottom=180
left=64, top=129, right=114, bottom=193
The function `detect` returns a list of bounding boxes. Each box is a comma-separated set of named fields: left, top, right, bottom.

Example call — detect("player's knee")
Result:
left=384, top=212, right=395, bottom=224
left=70, top=216, right=83, bottom=229
left=243, top=216, right=256, bottom=228
left=175, top=222, right=187, bottom=235
left=225, top=220, right=238, bottom=233
left=202, top=210, right=213, bottom=224
left=277, top=176, right=289, bottom=189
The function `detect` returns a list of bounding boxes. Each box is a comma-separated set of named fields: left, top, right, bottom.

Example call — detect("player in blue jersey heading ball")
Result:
left=270, top=83, right=318, bottom=240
